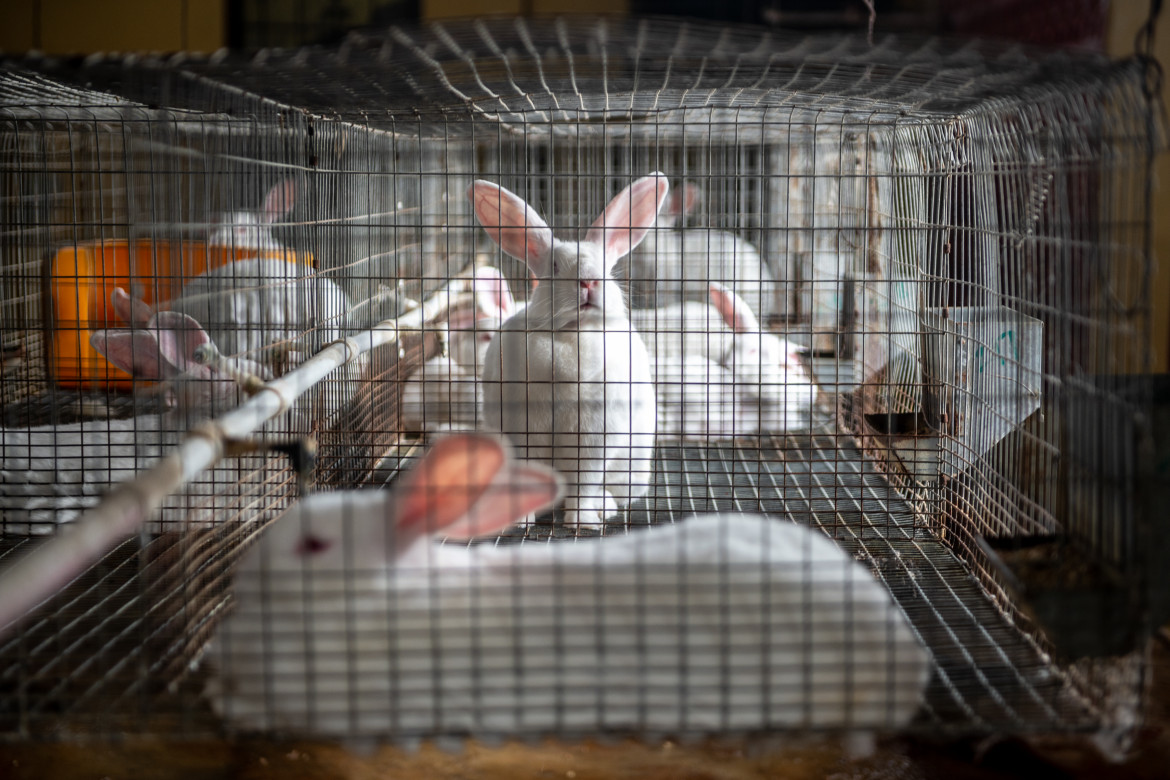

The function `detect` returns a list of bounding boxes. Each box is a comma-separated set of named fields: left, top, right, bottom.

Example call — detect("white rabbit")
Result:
left=97, top=287, right=273, bottom=409
left=208, top=178, right=296, bottom=251
left=206, top=432, right=932, bottom=738
left=169, top=258, right=351, bottom=369
left=615, top=181, right=777, bottom=319
left=446, top=265, right=522, bottom=376
left=399, top=359, right=481, bottom=435
left=470, top=175, right=665, bottom=529
left=708, top=282, right=818, bottom=431
left=652, top=354, right=740, bottom=438
left=400, top=267, right=520, bottom=434
left=0, top=290, right=271, bottom=535
left=635, top=283, right=818, bottom=434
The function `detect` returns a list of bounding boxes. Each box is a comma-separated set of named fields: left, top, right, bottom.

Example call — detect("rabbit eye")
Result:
left=296, top=534, right=333, bottom=556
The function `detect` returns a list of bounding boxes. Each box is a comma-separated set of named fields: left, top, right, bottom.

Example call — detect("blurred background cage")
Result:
left=0, top=13, right=1167, bottom=749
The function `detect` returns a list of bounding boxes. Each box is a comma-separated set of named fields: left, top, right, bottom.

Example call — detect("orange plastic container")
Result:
left=47, top=240, right=314, bottom=391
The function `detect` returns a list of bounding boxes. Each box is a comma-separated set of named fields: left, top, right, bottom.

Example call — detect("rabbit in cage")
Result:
left=447, top=266, right=523, bottom=376
left=651, top=354, right=740, bottom=438
left=614, top=180, right=777, bottom=319
left=168, top=257, right=351, bottom=369
left=635, top=283, right=818, bottom=434
left=0, top=290, right=272, bottom=535
left=469, top=174, right=664, bottom=529
left=207, top=432, right=932, bottom=738
left=207, top=178, right=297, bottom=251
left=401, top=267, right=521, bottom=434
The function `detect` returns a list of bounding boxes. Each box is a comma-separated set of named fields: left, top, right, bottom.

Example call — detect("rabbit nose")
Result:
left=579, top=279, right=601, bottom=306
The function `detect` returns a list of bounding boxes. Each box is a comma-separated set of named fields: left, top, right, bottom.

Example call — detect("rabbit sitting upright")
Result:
left=469, top=175, right=666, bottom=529
left=206, top=431, right=932, bottom=740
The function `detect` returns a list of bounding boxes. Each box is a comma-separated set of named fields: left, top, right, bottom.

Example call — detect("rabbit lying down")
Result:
left=0, top=291, right=272, bottom=535
left=207, top=432, right=932, bottom=740
left=636, top=283, right=819, bottom=437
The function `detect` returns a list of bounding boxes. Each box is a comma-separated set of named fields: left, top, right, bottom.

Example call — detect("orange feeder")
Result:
left=47, top=239, right=314, bottom=391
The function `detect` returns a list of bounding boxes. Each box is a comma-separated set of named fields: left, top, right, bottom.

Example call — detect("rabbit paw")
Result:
left=562, top=493, right=620, bottom=531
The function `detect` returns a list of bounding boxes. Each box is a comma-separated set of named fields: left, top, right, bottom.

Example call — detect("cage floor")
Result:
left=0, top=426, right=1096, bottom=739
left=380, top=425, right=1099, bottom=737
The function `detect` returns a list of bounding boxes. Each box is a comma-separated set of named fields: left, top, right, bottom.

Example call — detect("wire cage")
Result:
left=0, top=16, right=1165, bottom=750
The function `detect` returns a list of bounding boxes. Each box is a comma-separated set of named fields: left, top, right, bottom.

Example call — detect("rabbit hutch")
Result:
left=0, top=14, right=1167, bottom=761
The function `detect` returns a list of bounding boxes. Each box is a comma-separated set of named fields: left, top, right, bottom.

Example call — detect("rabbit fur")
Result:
left=207, top=178, right=296, bottom=251
left=635, top=283, right=818, bottom=434
left=470, top=175, right=664, bottom=529
left=401, top=267, right=521, bottom=434
left=0, top=290, right=271, bottom=535
left=169, top=257, right=351, bottom=366
left=207, top=432, right=932, bottom=739
left=615, top=181, right=777, bottom=319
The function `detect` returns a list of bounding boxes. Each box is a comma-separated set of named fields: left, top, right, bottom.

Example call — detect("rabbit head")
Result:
left=657, top=181, right=700, bottom=230
left=249, top=433, right=563, bottom=575
left=91, top=287, right=271, bottom=409
left=708, top=282, right=797, bottom=393
left=447, top=266, right=519, bottom=372
left=208, top=178, right=296, bottom=250
left=468, top=175, right=669, bottom=331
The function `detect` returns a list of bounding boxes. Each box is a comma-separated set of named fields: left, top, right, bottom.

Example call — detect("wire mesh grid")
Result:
left=0, top=415, right=1095, bottom=738
left=0, top=15, right=1163, bottom=745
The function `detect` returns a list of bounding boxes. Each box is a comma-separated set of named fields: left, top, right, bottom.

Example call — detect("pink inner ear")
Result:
left=111, top=287, right=154, bottom=327
left=468, top=181, right=554, bottom=274
left=709, top=282, right=757, bottom=334
left=91, top=330, right=168, bottom=381
left=585, top=173, right=670, bottom=267
left=440, top=463, right=563, bottom=540
left=392, top=434, right=509, bottom=543
left=263, top=179, right=296, bottom=223
left=148, top=311, right=212, bottom=374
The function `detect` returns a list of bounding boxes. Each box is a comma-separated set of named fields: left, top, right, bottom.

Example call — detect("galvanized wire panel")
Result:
left=0, top=14, right=1163, bottom=747
left=0, top=432, right=1093, bottom=739
left=53, top=18, right=1133, bottom=126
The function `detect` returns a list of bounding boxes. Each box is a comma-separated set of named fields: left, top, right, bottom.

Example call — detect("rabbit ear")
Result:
left=709, top=282, right=760, bottom=334
left=666, top=182, right=699, bottom=220
left=110, top=286, right=155, bottom=327
left=446, top=306, right=478, bottom=331
left=585, top=173, right=670, bottom=269
left=90, top=329, right=170, bottom=381
left=472, top=266, right=516, bottom=319
left=262, top=179, right=296, bottom=224
left=391, top=434, right=509, bottom=545
left=439, top=462, right=563, bottom=540
left=680, top=182, right=701, bottom=216
left=148, top=311, right=214, bottom=374
left=468, top=181, right=554, bottom=276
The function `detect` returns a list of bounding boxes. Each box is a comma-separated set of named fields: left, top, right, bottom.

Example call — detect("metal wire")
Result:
left=0, top=15, right=1163, bottom=745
